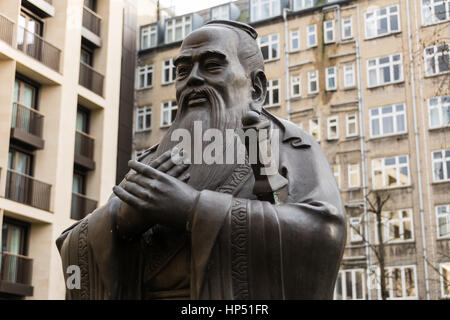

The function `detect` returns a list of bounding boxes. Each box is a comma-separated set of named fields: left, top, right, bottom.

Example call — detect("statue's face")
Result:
left=174, top=26, right=253, bottom=112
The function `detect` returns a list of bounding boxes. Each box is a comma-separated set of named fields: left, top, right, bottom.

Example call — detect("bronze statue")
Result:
left=57, top=21, right=346, bottom=300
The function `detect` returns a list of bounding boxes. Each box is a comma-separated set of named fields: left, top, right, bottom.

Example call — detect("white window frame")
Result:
left=424, top=43, right=450, bottom=77
left=379, top=265, right=418, bottom=300
left=264, top=79, right=280, bottom=107
left=421, top=0, right=450, bottom=26
left=372, top=155, right=411, bottom=189
left=327, top=116, right=339, bottom=140
left=290, top=29, right=300, bottom=52
left=307, top=24, right=317, bottom=48
left=440, top=263, right=450, bottom=298
left=137, top=64, right=154, bottom=89
left=309, top=118, right=320, bottom=142
left=343, top=64, right=356, bottom=88
left=141, top=25, right=157, bottom=50
left=324, top=20, right=336, bottom=44
left=211, top=4, right=230, bottom=20
left=165, top=16, right=191, bottom=44
left=376, top=209, right=415, bottom=243
left=291, top=75, right=301, bottom=98
left=428, top=95, right=450, bottom=129
left=308, top=70, right=319, bottom=94
left=436, top=205, right=450, bottom=239
left=432, top=149, right=450, bottom=182
left=161, top=100, right=178, bottom=127
left=369, top=103, right=407, bottom=138
left=162, top=58, right=176, bottom=85
left=250, top=0, right=281, bottom=22
left=348, top=164, right=361, bottom=188
left=334, top=269, right=366, bottom=300
left=349, top=217, right=363, bottom=242
left=293, top=0, right=315, bottom=11
left=258, top=33, right=280, bottom=62
left=367, top=53, right=404, bottom=88
left=365, top=5, right=400, bottom=39
left=333, top=164, right=341, bottom=188
left=342, top=17, right=353, bottom=40
left=346, top=113, right=358, bottom=137
left=136, top=106, right=152, bottom=132
left=326, top=66, right=337, bottom=91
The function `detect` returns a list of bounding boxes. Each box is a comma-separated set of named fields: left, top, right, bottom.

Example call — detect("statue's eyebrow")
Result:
left=174, top=49, right=227, bottom=66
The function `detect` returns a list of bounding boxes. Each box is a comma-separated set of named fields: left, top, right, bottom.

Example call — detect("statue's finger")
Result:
left=113, top=186, right=147, bottom=209
left=166, top=163, right=189, bottom=178
left=155, top=157, right=176, bottom=173
left=126, top=173, right=155, bottom=190
left=129, top=160, right=164, bottom=180
left=149, top=150, right=171, bottom=168
left=179, top=172, right=190, bottom=183
left=123, top=181, right=149, bottom=200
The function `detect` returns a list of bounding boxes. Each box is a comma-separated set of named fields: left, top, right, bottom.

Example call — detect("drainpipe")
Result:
left=406, top=0, right=430, bottom=300
left=283, top=7, right=291, bottom=121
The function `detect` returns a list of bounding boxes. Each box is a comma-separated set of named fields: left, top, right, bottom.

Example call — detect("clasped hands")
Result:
left=113, top=148, right=200, bottom=235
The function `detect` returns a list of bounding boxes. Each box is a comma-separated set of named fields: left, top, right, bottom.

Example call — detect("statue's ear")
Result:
left=250, top=69, right=267, bottom=110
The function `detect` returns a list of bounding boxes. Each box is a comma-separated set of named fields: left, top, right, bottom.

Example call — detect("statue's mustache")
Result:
left=179, top=86, right=218, bottom=111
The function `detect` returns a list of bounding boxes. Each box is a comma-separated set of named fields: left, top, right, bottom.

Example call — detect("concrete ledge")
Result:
left=0, top=197, right=54, bottom=223
left=81, top=27, right=102, bottom=48
left=23, top=0, right=55, bottom=18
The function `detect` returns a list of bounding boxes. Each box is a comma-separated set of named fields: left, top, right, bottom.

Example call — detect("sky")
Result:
left=160, top=0, right=236, bottom=15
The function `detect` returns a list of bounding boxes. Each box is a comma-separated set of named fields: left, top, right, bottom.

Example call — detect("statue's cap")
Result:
left=203, top=20, right=258, bottom=40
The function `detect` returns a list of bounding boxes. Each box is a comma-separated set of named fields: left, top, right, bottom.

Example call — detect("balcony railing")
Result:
left=82, top=6, right=101, bottom=36
left=75, top=130, right=95, bottom=159
left=11, top=103, right=44, bottom=138
left=17, top=26, right=61, bottom=72
left=0, top=252, right=33, bottom=288
left=71, top=192, right=98, bottom=221
left=0, top=14, right=14, bottom=45
left=5, top=170, right=51, bottom=211
left=79, top=62, right=104, bottom=96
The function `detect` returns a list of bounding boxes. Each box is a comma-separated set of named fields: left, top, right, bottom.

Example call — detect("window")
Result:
left=264, top=79, right=280, bottom=107
left=84, top=0, right=97, bottom=11
left=250, top=0, right=280, bottom=22
left=436, top=205, right=450, bottom=239
left=211, top=4, right=230, bottom=20
left=291, top=75, right=301, bottom=98
left=327, top=116, right=338, bottom=140
left=367, top=54, right=403, bottom=87
left=324, top=20, right=335, bottom=44
left=307, top=24, right=317, bottom=48
left=342, top=17, right=353, bottom=40
left=372, top=155, right=410, bottom=189
left=141, top=25, right=157, bottom=49
left=432, top=149, right=450, bottom=182
left=343, top=64, right=356, bottom=88
left=18, top=11, right=43, bottom=51
left=349, top=218, right=363, bottom=242
left=348, top=164, right=360, bottom=188
left=370, top=104, right=407, bottom=137
left=429, top=95, right=450, bottom=128
left=326, top=67, right=337, bottom=91
left=422, top=0, right=450, bottom=26
left=258, top=34, right=280, bottom=61
left=346, top=113, right=358, bottom=137
left=165, top=16, right=191, bottom=44
left=424, top=43, right=449, bottom=76
left=290, top=30, right=300, bottom=52
left=136, top=106, right=152, bottom=132
left=308, top=70, right=319, bottom=94
left=81, top=46, right=94, bottom=67
left=333, top=165, right=341, bottom=188
left=137, top=65, right=153, bottom=89
left=76, top=107, right=90, bottom=134
left=7, top=148, right=33, bottom=204
left=161, top=100, right=178, bottom=127
left=162, top=58, right=176, bottom=84
left=293, top=0, right=315, bottom=11
left=440, top=263, right=450, bottom=298
left=309, top=118, right=320, bottom=142
left=382, top=266, right=417, bottom=299
left=365, top=5, right=400, bottom=39
left=334, top=269, right=365, bottom=300
left=376, top=210, right=414, bottom=243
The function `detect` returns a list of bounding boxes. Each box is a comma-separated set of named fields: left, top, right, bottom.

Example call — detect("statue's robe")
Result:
left=56, top=110, right=346, bottom=300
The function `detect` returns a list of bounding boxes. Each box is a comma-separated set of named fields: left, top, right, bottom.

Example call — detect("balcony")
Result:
left=71, top=192, right=98, bottom=221
left=0, top=252, right=33, bottom=297
left=79, top=62, right=104, bottom=97
left=10, top=103, right=44, bottom=150
left=17, top=26, right=61, bottom=72
left=22, top=0, right=55, bottom=18
left=0, top=14, right=14, bottom=45
left=5, top=170, right=51, bottom=211
left=82, top=6, right=102, bottom=47
left=74, top=130, right=95, bottom=170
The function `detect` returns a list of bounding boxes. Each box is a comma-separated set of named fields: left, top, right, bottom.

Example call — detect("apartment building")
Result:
left=0, top=0, right=140, bottom=299
left=134, top=0, right=450, bottom=300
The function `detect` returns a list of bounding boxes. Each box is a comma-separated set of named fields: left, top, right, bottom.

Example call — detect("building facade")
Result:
left=0, top=0, right=140, bottom=299
left=134, top=0, right=450, bottom=299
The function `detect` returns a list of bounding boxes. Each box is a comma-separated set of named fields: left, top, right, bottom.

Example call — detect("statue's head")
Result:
left=174, top=20, right=267, bottom=116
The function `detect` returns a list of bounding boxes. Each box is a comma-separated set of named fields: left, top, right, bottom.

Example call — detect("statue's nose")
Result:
left=187, top=63, right=204, bottom=86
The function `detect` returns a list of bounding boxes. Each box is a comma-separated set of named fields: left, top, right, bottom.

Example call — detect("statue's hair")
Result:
left=202, top=20, right=265, bottom=75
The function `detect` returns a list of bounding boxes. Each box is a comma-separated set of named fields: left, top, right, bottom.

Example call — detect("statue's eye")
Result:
left=204, top=61, right=222, bottom=72
left=176, top=65, right=190, bottom=78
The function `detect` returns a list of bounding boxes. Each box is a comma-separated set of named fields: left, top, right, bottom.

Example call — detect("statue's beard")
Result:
left=155, top=86, right=249, bottom=191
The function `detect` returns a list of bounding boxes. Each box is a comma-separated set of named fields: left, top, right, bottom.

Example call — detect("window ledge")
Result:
left=368, top=132, right=409, bottom=141
left=343, top=187, right=362, bottom=192
left=437, top=236, right=450, bottom=241
left=136, top=87, right=153, bottom=92
left=343, top=86, right=357, bottom=91
left=264, top=104, right=281, bottom=109
left=345, top=135, right=359, bottom=141
left=429, top=126, right=450, bottom=132
left=324, top=41, right=336, bottom=45
left=135, top=129, right=152, bottom=134
left=365, top=30, right=402, bottom=41
left=431, top=180, right=450, bottom=186
left=383, top=240, right=416, bottom=246
left=160, top=124, right=172, bottom=129
left=161, top=81, right=175, bottom=87
left=422, top=19, right=450, bottom=28
left=306, top=45, right=318, bottom=50
left=326, top=88, right=338, bottom=92
left=307, top=93, right=319, bottom=97
left=290, top=95, right=302, bottom=101
left=326, top=138, right=339, bottom=142
left=263, top=57, right=281, bottom=64
left=424, top=71, right=450, bottom=79
left=373, top=185, right=413, bottom=191
left=289, top=49, right=301, bottom=54
left=367, top=80, right=404, bottom=90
